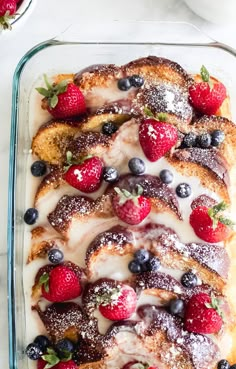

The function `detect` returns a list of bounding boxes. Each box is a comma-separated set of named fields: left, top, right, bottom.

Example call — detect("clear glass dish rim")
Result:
left=7, top=21, right=236, bottom=369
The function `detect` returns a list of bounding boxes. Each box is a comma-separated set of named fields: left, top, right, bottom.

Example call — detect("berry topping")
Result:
left=134, top=249, right=150, bottom=264
left=103, top=166, right=119, bottom=183
left=128, top=157, right=146, bottom=175
left=139, top=115, right=178, bottom=162
left=63, top=152, right=103, bottom=193
left=98, top=284, right=137, bottom=321
left=197, top=133, right=211, bottom=148
left=176, top=183, right=191, bottom=198
left=159, top=169, right=173, bottom=184
left=36, top=75, right=86, bottom=119
left=145, top=256, right=161, bottom=272
left=26, top=343, right=43, bottom=360
left=102, top=122, right=118, bottom=136
left=181, top=271, right=198, bottom=288
left=31, top=161, right=47, bottom=177
left=169, top=298, right=184, bottom=315
left=211, top=130, right=225, bottom=147
left=217, top=360, right=230, bottom=369
left=24, top=208, right=38, bottom=225
left=33, top=335, right=50, bottom=353
left=48, top=249, right=64, bottom=265
left=0, top=0, right=17, bottom=30
left=39, top=265, right=82, bottom=302
left=189, top=65, right=227, bottom=115
left=190, top=202, right=233, bottom=243
left=112, top=185, right=151, bottom=225
left=128, top=260, right=142, bottom=274
left=183, top=132, right=197, bottom=148
left=117, top=78, right=131, bottom=91
left=129, top=75, right=144, bottom=88
left=55, top=339, right=74, bottom=355
left=184, top=293, right=223, bottom=334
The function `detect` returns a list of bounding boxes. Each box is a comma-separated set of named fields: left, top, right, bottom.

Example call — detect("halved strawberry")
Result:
left=189, top=65, right=227, bottom=115
left=36, top=75, right=86, bottom=119
left=184, top=293, right=223, bottom=334
left=98, top=284, right=137, bottom=321
left=63, top=152, right=103, bottom=193
left=112, top=185, right=151, bottom=225
left=189, top=201, right=233, bottom=243
left=139, top=113, right=178, bottom=162
left=39, top=265, right=82, bottom=302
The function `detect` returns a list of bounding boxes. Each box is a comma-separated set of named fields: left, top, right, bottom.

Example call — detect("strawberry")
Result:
left=39, top=265, right=82, bottom=302
left=189, top=201, right=233, bottom=243
left=63, top=152, right=103, bottom=193
left=139, top=113, right=178, bottom=162
left=189, top=65, right=227, bottom=115
left=184, top=293, right=223, bottom=334
left=37, top=359, right=47, bottom=369
left=36, top=75, right=86, bottom=119
left=112, top=185, right=151, bottom=225
left=0, top=0, right=17, bottom=29
left=98, top=284, right=137, bottom=320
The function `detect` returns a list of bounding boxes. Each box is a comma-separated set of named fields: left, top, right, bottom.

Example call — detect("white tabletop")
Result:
left=1, top=0, right=236, bottom=366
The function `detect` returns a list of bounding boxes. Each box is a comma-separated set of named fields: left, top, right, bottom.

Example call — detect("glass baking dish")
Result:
left=7, top=21, right=236, bottom=369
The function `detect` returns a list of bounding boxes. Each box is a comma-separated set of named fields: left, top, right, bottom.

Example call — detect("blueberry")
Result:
left=24, top=208, right=38, bottom=225
left=128, top=260, right=142, bottom=274
left=181, top=271, right=198, bottom=288
left=129, top=75, right=144, bottom=88
left=230, top=365, right=236, bottom=369
left=102, top=122, right=118, bottom=136
left=159, top=169, right=173, bottom=184
left=48, top=249, right=64, bottom=264
left=183, top=132, right=197, bottom=148
left=169, top=299, right=184, bottom=315
left=211, top=130, right=225, bottom=147
left=26, top=343, right=43, bottom=360
left=197, top=133, right=211, bottom=148
left=176, top=183, right=191, bottom=198
left=31, top=161, right=47, bottom=177
left=33, top=335, right=50, bottom=353
left=145, top=257, right=161, bottom=272
left=103, top=167, right=119, bottom=183
left=217, top=360, right=230, bottom=369
left=117, top=78, right=131, bottom=91
left=56, top=338, right=74, bottom=354
left=134, top=249, right=150, bottom=264
left=128, top=158, right=145, bottom=175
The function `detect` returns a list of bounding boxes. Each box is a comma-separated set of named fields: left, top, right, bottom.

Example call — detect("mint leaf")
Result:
left=200, top=65, right=210, bottom=83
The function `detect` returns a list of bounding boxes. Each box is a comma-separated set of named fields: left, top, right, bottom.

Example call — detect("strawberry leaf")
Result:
left=157, top=112, right=167, bottom=122
left=61, top=352, right=72, bottom=361
left=56, top=80, right=68, bottom=94
left=0, top=11, right=15, bottom=30
left=96, top=286, right=121, bottom=306
left=35, top=88, right=51, bottom=98
left=39, top=273, right=50, bottom=293
left=208, top=201, right=233, bottom=230
left=143, top=106, right=154, bottom=117
left=44, top=74, right=52, bottom=90
left=50, top=95, right=58, bottom=109
left=218, top=216, right=234, bottom=228
left=200, top=65, right=210, bottom=83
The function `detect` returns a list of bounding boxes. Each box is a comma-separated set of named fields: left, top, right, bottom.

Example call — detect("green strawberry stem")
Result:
left=143, top=106, right=167, bottom=122
left=205, top=294, right=224, bottom=319
left=39, top=272, right=50, bottom=293
left=0, top=11, right=16, bottom=30
left=208, top=201, right=234, bottom=230
left=96, top=286, right=121, bottom=307
left=63, top=151, right=93, bottom=172
left=200, top=65, right=214, bottom=90
left=36, top=74, right=68, bottom=108
left=114, top=184, right=144, bottom=206
left=42, top=347, right=72, bottom=369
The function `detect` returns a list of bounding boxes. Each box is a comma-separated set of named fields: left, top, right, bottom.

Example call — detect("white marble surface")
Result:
left=1, top=0, right=236, bottom=366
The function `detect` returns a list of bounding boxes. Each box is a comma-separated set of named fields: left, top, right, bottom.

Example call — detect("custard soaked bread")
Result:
left=24, top=58, right=236, bottom=369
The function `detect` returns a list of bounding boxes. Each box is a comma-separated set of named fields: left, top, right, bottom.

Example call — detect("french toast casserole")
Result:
left=23, top=56, right=236, bottom=369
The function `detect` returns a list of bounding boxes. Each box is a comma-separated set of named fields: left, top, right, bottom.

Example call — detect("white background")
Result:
left=1, top=0, right=236, bottom=366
